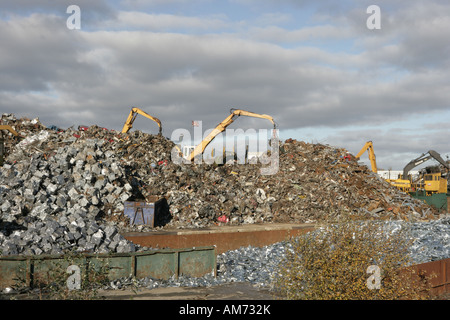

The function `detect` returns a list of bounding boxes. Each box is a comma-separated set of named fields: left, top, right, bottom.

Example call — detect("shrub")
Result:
left=273, top=217, right=434, bottom=300
left=12, top=251, right=111, bottom=300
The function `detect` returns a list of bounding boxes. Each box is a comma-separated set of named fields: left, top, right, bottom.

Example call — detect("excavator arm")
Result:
left=121, top=107, right=162, bottom=135
left=402, top=150, right=449, bottom=179
left=0, top=125, right=19, bottom=137
left=188, top=108, right=277, bottom=162
left=355, top=141, right=378, bottom=173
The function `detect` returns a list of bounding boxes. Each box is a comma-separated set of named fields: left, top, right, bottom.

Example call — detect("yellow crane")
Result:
left=121, top=107, right=162, bottom=135
left=355, top=141, right=378, bottom=173
left=188, top=108, right=277, bottom=162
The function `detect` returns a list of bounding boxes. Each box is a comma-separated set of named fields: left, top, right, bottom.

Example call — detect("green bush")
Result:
left=13, top=251, right=111, bottom=300
left=273, top=217, right=434, bottom=300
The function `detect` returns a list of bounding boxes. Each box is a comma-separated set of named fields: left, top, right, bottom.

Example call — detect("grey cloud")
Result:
left=0, top=14, right=105, bottom=93
left=113, top=11, right=230, bottom=32
left=0, top=0, right=117, bottom=25
left=325, top=126, right=450, bottom=170
left=318, top=1, right=450, bottom=72
left=1, top=1, right=449, bottom=155
left=2, top=20, right=448, bottom=137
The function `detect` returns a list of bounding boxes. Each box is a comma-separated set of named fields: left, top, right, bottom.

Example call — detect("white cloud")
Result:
left=247, top=24, right=353, bottom=44
left=113, top=11, right=230, bottom=31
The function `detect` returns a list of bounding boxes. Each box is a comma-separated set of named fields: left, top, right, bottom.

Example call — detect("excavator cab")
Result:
left=423, top=173, right=447, bottom=194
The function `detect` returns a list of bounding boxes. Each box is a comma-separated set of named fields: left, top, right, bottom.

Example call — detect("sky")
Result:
left=0, top=0, right=449, bottom=171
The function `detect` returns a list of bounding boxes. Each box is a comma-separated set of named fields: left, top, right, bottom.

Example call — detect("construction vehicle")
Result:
left=404, top=150, right=449, bottom=194
left=388, top=150, right=449, bottom=194
left=355, top=141, right=378, bottom=173
left=412, top=151, right=449, bottom=195
left=421, top=169, right=448, bottom=195
left=188, top=108, right=277, bottom=162
left=387, top=177, right=413, bottom=192
left=0, top=125, right=20, bottom=166
left=121, top=107, right=162, bottom=135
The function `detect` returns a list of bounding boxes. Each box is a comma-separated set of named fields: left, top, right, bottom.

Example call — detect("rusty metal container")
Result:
left=123, top=223, right=316, bottom=254
left=401, top=258, right=450, bottom=296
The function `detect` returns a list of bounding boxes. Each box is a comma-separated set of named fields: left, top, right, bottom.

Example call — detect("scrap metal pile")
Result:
left=0, top=114, right=438, bottom=256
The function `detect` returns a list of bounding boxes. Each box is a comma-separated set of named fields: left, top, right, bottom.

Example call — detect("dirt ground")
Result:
left=0, top=282, right=278, bottom=300
left=98, top=282, right=278, bottom=300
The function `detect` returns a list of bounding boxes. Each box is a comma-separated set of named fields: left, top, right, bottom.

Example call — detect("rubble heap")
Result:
left=0, top=114, right=437, bottom=256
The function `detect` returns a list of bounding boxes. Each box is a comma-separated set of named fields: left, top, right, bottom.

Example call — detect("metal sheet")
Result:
left=124, top=201, right=155, bottom=226
left=179, top=249, right=217, bottom=278
left=401, top=258, right=450, bottom=296
left=410, top=192, right=448, bottom=212
left=0, top=259, right=28, bottom=288
left=101, top=255, right=134, bottom=280
left=123, top=223, right=315, bottom=254
left=135, top=252, right=176, bottom=280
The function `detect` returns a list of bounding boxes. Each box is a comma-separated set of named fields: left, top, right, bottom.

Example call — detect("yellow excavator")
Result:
left=121, top=107, right=162, bottom=135
left=409, top=150, right=449, bottom=195
left=188, top=108, right=277, bottom=162
left=388, top=150, right=449, bottom=193
left=355, top=141, right=378, bottom=173
left=0, top=125, right=20, bottom=166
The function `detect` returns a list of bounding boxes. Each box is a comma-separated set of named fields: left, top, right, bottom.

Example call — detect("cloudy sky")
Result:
left=1, top=0, right=449, bottom=170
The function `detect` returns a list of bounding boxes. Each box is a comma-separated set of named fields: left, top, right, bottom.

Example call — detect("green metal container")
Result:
left=0, top=246, right=216, bottom=289
left=410, top=191, right=448, bottom=212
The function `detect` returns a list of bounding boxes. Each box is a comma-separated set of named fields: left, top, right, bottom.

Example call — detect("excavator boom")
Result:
left=121, top=107, right=162, bottom=135
left=188, top=108, right=277, bottom=162
left=355, top=141, right=377, bottom=173
left=402, top=150, right=449, bottom=179
left=0, top=125, right=19, bottom=137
